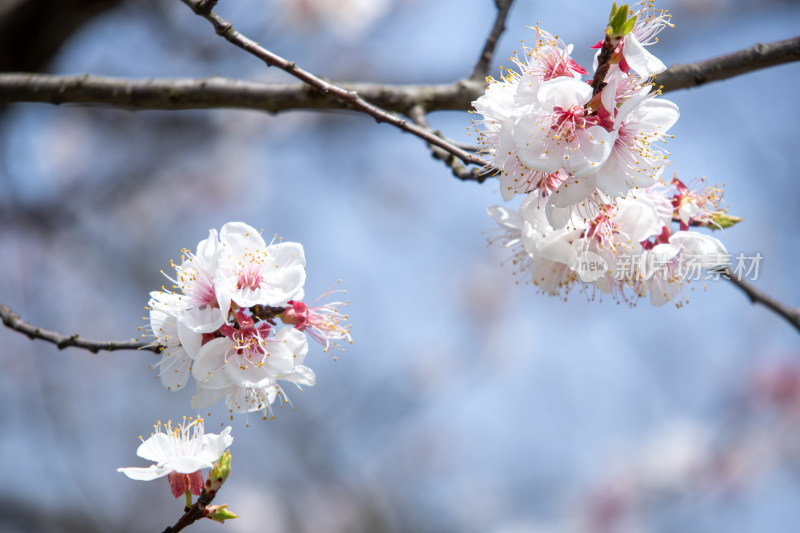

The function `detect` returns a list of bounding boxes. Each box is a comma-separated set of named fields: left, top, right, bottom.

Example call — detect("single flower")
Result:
left=117, top=418, right=233, bottom=498
left=214, top=222, right=306, bottom=308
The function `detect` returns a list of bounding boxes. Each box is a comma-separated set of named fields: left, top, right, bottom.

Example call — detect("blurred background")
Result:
left=2, top=0, right=800, bottom=531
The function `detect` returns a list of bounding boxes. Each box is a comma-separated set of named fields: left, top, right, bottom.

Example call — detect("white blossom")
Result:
left=118, top=418, right=232, bottom=482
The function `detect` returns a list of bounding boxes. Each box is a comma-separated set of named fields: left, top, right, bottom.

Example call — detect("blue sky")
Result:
left=1, top=1, right=799, bottom=532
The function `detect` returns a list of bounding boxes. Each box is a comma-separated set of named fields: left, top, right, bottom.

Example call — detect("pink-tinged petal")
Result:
left=622, top=34, right=667, bottom=77
left=168, top=471, right=187, bottom=498
left=117, top=465, right=171, bottom=481
left=187, top=471, right=204, bottom=496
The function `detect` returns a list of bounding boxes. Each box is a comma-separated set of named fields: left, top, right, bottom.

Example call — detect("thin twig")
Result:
left=163, top=488, right=216, bottom=533
left=178, top=0, right=484, bottom=167
left=470, top=0, right=516, bottom=81
left=1, top=37, right=797, bottom=114
left=657, top=36, right=800, bottom=93
left=0, top=304, right=157, bottom=353
left=720, top=268, right=800, bottom=334
left=408, top=105, right=496, bottom=183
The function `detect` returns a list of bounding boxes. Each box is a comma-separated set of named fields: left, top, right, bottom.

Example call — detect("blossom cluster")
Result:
left=474, top=2, right=738, bottom=306
left=147, top=222, right=351, bottom=419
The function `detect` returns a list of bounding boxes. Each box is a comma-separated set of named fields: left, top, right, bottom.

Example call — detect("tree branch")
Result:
left=1, top=37, right=797, bottom=114
left=657, top=36, right=800, bottom=92
left=163, top=487, right=217, bottom=533
left=0, top=73, right=484, bottom=114
left=720, top=268, right=800, bottom=334
left=0, top=304, right=157, bottom=353
left=408, top=105, right=495, bottom=183
left=177, top=0, right=484, bottom=166
left=470, top=0, right=516, bottom=81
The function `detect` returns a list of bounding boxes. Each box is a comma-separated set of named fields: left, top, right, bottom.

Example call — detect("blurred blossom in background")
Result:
left=1, top=0, right=800, bottom=532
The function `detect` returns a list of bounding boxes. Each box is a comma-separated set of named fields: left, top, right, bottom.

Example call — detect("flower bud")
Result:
left=206, top=450, right=231, bottom=492
left=710, top=212, right=743, bottom=230
left=205, top=504, right=239, bottom=523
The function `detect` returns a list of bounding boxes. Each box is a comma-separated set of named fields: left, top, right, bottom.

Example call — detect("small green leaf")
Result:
left=622, top=16, right=637, bottom=35
left=610, top=4, right=628, bottom=32
left=608, top=2, right=619, bottom=24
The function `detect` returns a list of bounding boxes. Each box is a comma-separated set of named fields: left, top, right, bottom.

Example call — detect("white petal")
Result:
left=180, top=306, right=226, bottom=335
left=224, top=358, right=274, bottom=388
left=623, top=33, right=667, bottom=77
left=565, top=126, right=614, bottom=177
left=157, top=347, right=192, bottom=391
left=284, top=365, right=316, bottom=387
left=549, top=175, right=596, bottom=207
left=631, top=98, right=680, bottom=133
left=270, top=327, right=309, bottom=371
left=670, top=232, right=728, bottom=262
left=192, top=338, right=234, bottom=388
left=191, top=386, right=229, bottom=409
left=199, top=427, right=234, bottom=462
left=219, top=222, right=267, bottom=254
left=487, top=205, right=524, bottom=232
left=255, top=264, right=307, bottom=307
left=538, top=228, right=582, bottom=265
left=537, top=77, right=593, bottom=109
left=161, top=456, right=213, bottom=474
left=616, top=198, right=663, bottom=242
left=196, top=229, right=220, bottom=268
left=117, top=465, right=171, bottom=481
left=177, top=320, right=202, bottom=359
left=136, top=433, right=173, bottom=463
left=593, top=151, right=630, bottom=196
